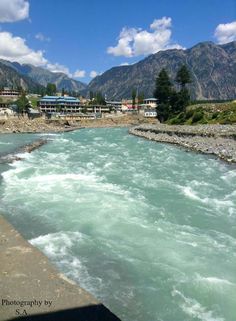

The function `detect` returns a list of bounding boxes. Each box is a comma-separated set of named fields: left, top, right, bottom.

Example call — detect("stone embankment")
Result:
left=129, top=124, right=236, bottom=163
left=0, top=215, right=121, bottom=321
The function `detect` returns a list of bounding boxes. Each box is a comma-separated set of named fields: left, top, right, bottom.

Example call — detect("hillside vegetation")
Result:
left=168, top=101, right=236, bottom=125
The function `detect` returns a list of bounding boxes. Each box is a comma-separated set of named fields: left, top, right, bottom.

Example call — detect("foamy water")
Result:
left=0, top=128, right=236, bottom=321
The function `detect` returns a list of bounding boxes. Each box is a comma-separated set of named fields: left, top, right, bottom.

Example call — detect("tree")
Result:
left=176, top=65, right=191, bottom=89
left=46, top=83, right=57, bottom=96
left=154, top=69, right=173, bottom=122
left=138, top=92, right=145, bottom=104
left=131, top=89, right=136, bottom=109
left=95, top=92, right=106, bottom=105
left=89, top=92, right=106, bottom=105
left=61, top=88, right=65, bottom=96
left=89, top=91, right=94, bottom=100
left=16, top=92, right=30, bottom=115
left=154, top=69, right=172, bottom=104
left=175, top=65, right=192, bottom=112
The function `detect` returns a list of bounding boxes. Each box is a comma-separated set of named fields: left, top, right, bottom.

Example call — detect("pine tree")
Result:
left=154, top=69, right=172, bottom=122
left=131, top=89, right=136, bottom=109
left=175, top=65, right=192, bottom=111
left=154, top=69, right=172, bottom=105
left=176, top=65, right=191, bottom=89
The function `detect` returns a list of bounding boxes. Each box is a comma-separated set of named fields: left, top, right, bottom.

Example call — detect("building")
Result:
left=28, top=108, right=41, bottom=119
left=144, top=109, right=157, bottom=118
left=86, top=105, right=111, bottom=113
left=0, top=87, right=20, bottom=98
left=143, top=98, right=157, bottom=109
left=121, top=99, right=135, bottom=112
left=105, top=101, right=122, bottom=112
left=39, top=96, right=81, bottom=114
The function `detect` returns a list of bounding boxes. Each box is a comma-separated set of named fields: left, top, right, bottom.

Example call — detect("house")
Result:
left=143, top=98, right=157, bottom=109
left=144, top=109, right=157, bottom=118
left=28, top=108, right=41, bottom=119
left=39, top=96, right=81, bottom=114
left=121, top=99, right=135, bottom=112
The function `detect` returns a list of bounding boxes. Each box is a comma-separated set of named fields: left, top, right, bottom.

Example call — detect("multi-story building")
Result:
left=143, top=98, right=157, bottom=109
left=39, top=96, right=81, bottom=114
left=0, top=87, right=20, bottom=98
left=105, top=101, right=122, bottom=112
left=86, top=105, right=111, bottom=113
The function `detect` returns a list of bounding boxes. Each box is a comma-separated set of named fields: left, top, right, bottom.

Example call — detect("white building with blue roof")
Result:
left=39, top=95, right=81, bottom=114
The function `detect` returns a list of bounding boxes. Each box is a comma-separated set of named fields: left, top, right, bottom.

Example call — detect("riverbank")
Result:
left=0, top=115, right=157, bottom=134
left=0, top=215, right=121, bottom=321
left=129, top=124, right=236, bottom=163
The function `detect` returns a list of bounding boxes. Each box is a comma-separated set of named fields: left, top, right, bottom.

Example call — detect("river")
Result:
left=0, top=128, right=236, bottom=321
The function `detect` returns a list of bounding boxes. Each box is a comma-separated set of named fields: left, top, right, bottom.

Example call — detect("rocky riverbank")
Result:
left=0, top=139, right=48, bottom=164
left=129, top=124, right=236, bottom=163
left=0, top=115, right=157, bottom=133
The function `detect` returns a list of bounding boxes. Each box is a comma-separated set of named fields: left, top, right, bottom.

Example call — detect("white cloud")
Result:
left=35, top=33, right=51, bottom=42
left=73, top=69, right=86, bottom=78
left=0, top=0, right=29, bottom=23
left=0, top=31, right=47, bottom=66
left=0, top=30, right=86, bottom=79
left=120, top=62, right=130, bottom=66
left=46, top=62, right=72, bottom=76
left=214, top=21, right=236, bottom=44
left=107, top=17, right=183, bottom=57
left=107, top=28, right=137, bottom=57
left=90, top=70, right=99, bottom=78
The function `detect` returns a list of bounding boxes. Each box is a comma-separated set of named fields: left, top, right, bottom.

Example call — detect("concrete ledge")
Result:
left=0, top=215, right=121, bottom=321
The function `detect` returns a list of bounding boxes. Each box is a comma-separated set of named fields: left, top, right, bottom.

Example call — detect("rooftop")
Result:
left=40, top=95, right=80, bottom=103
left=144, top=98, right=157, bottom=101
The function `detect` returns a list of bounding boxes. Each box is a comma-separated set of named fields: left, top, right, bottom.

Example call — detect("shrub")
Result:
left=185, top=109, right=194, bottom=119
left=192, top=111, right=204, bottom=123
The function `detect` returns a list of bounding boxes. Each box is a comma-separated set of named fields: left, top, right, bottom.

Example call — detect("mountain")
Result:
left=0, top=60, right=87, bottom=93
left=0, top=61, right=44, bottom=92
left=87, top=41, right=236, bottom=100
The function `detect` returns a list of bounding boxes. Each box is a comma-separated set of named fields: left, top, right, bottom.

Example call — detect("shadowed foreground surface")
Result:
left=9, top=305, right=120, bottom=321
left=0, top=215, right=121, bottom=321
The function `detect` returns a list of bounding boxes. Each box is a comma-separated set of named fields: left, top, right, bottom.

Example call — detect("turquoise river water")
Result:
left=0, top=128, right=236, bottom=321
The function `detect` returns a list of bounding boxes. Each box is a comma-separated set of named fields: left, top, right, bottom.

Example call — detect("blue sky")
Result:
left=0, top=0, right=235, bottom=83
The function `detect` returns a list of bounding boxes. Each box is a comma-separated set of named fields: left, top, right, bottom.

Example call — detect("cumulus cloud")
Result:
left=0, top=31, right=47, bottom=66
left=0, top=0, right=29, bottom=23
left=35, top=33, right=51, bottom=42
left=108, top=28, right=137, bottom=57
left=0, top=30, right=86, bottom=79
left=214, top=21, right=236, bottom=44
left=73, top=69, right=86, bottom=78
left=107, top=17, right=183, bottom=57
left=46, top=62, right=72, bottom=76
left=90, top=70, right=99, bottom=78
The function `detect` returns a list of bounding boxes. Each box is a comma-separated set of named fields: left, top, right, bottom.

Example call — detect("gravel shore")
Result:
left=0, top=115, right=157, bottom=133
left=129, top=124, right=236, bottom=163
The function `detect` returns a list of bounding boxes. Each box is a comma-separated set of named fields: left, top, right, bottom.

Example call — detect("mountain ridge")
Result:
left=0, top=61, right=45, bottom=93
left=0, top=60, right=87, bottom=93
left=87, top=41, right=236, bottom=100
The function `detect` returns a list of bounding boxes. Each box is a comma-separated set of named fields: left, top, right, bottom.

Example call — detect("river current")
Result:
left=0, top=128, right=236, bottom=321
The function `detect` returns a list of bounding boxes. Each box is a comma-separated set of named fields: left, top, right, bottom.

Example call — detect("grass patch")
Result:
left=167, top=101, right=236, bottom=125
